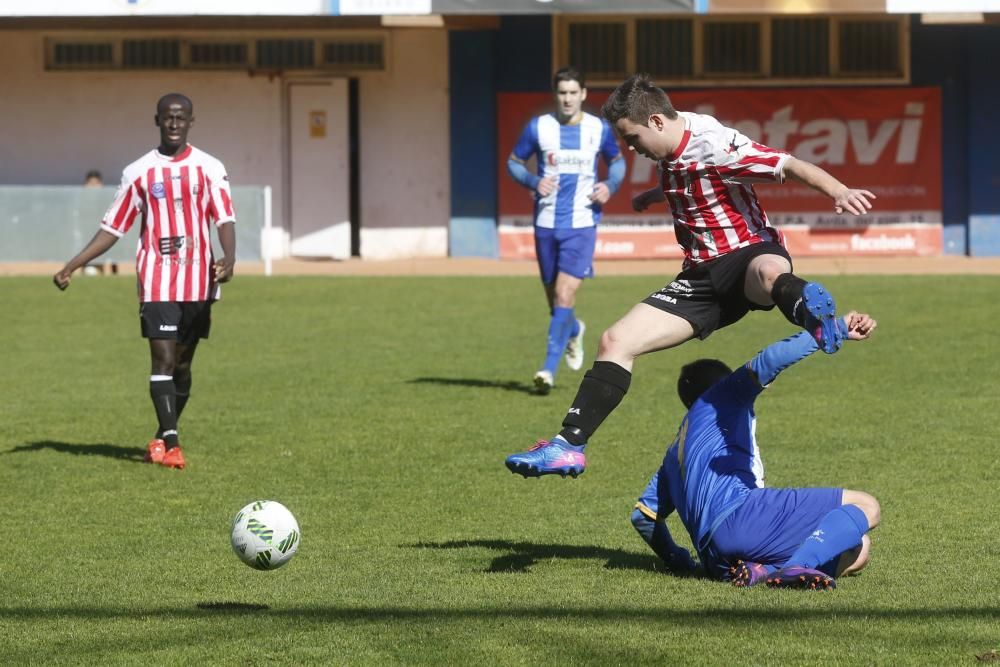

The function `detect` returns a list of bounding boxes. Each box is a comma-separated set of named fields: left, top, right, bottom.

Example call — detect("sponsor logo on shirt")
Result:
left=150, top=182, right=166, bottom=199
left=158, top=236, right=186, bottom=255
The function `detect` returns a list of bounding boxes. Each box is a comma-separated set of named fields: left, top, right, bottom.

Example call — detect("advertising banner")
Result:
left=498, top=87, right=943, bottom=258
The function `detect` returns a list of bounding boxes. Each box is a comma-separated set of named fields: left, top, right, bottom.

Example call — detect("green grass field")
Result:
left=2, top=273, right=998, bottom=665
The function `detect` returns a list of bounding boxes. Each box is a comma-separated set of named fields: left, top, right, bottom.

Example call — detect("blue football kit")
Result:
left=634, top=329, right=850, bottom=579
left=508, top=110, right=625, bottom=384
left=509, top=112, right=623, bottom=281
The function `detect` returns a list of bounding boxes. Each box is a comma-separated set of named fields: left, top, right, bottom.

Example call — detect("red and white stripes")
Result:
left=101, top=146, right=235, bottom=302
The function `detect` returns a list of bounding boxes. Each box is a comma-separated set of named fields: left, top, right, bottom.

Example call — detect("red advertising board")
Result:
left=498, top=87, right=942, bottom=258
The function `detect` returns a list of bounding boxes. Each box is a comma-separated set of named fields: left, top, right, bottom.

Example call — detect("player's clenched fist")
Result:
left=53, top=268, right=72, bottom=291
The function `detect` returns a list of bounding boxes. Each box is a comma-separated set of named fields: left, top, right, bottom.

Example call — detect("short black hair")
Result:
left=84, top=169, right=102, bottom=181
left=553, top=66, right=585, bottom=90
left=156, top=93, right=193, bottom=115
left=677, top=359, right=732, bottom=409
left=601, top=73, right=678, bottom=126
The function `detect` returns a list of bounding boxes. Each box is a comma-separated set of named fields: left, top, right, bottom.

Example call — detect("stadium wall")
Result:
left=0, top=27, right=450, bottom=260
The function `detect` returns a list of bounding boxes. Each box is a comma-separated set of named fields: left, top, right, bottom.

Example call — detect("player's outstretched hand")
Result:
left=833, top=188, right=876, bottom=216
left=535, top=175, right=558, bottom=197
left=843, top=311, right=876, bottom=341
left=53, top=268, right=72, bottom=291
left=213, top=257, right=235, bottom=283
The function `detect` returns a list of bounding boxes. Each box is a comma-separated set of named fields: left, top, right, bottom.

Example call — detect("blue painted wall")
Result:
left=449, top=30, right=497, bottom=220
left=448, top=17, right=550, bottom=255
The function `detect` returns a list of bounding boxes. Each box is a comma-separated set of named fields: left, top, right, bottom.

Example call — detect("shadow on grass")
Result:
left=2, top=605, right=998, bottom=623
left=408, top=377, right=536, bottom=395
left=5, top=440, right=146, bottom=462
left=197, top=602, right=270, bottom=613
left=407, top=539, right=678, bottom=575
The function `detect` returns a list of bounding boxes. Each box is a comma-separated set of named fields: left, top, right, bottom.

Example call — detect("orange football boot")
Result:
left=161, top=446, right=186, bottom=470
left=145, top=438, right=166, bottom=464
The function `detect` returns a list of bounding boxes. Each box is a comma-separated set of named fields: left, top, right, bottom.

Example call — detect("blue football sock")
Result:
left=542, top=307, right=575, bottom=374
left=783, top=504, right=869, bottom=570
left=568, top=317, right=581, bottom=339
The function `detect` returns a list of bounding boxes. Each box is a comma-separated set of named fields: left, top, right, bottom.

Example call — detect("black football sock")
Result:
left=174, top=373, right=192, bottom=420
left=770, top=273, right=809, bottom=327
left=558, top=361, right=632, bottom=446
left=150, top=375, right=179, bottom=447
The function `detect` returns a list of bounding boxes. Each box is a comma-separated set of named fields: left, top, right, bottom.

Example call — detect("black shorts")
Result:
left=140, top=301, right=212, bottom=345
left=642, top=242, right=792, bottom=339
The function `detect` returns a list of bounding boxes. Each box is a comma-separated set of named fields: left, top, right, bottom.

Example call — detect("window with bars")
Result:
left=322, top=39, right=385, bottom=69
left=568, top=22, right=627, bottom=81
left=256, top=39, right=315, bottom=69
left=49, top=41, right=114, bottom=69
left=558, top=15, right=907, bottom=86
left=703, top=21, right=761, bottom=75
left=635, top=18, right=693, bottom=79
left=122, top=39, right=181, bottom=69
left=772, top=18, right=829, bottom=78
left=44, top=34, right=388, bottom=73
left=189, top=42, right=249, bottom=68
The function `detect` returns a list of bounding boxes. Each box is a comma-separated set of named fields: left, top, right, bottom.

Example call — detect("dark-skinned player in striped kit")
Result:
left=54, top=93, right=236, bottom=470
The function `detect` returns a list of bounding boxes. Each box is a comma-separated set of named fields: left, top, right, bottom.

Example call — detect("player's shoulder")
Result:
left=189, top=145, right=227, bottom=170
left=580, top=111, right=606, bottom=127
left=682, top=111, right=729, bottom=137
left=120, top=149, right=159, bottom=179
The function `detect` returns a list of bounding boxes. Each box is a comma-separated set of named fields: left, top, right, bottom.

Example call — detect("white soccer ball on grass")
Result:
left=230, top=500, right=301, bottom=570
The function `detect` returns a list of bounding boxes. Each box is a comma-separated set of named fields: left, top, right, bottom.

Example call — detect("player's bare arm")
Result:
left=783, top=158, right=876, bottom=216
left=214, top=221, right=236, bottom=283
left=52, top=229, right=120, bottom=290
left=631, top=186, right=666, bottom=212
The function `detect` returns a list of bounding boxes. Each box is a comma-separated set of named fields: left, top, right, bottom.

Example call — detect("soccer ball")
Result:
left=230, top=500, right=301, bottom=570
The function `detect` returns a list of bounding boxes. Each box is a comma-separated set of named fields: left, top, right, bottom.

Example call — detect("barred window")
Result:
left=557, top=15, right=907, bottom=87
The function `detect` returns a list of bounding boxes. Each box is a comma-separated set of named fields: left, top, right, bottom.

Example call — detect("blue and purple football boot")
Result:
left=766, top=566, right=836, bottom=590
left=801, top=282, right=843, bottom=354
left=505, top=438, right=586, bottom=478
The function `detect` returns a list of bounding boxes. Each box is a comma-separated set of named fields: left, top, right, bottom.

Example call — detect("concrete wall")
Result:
left=0, top=31, right=284, bottom=223
left=0, top=27, right=450, bottom=260
left=359, top=28, right=449, bottom=258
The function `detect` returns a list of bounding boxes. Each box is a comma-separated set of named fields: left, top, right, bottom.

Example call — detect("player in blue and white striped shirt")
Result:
left=508, top=67, right=625, bottom=395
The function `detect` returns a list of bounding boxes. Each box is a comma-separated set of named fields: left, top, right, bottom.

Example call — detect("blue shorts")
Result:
left=534, top=226, right=596, bottom=284
left=704, top=487, right=843, bottom=576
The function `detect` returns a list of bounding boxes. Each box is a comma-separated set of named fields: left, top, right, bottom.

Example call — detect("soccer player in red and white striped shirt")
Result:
left=54, top=93, right=236, bottom=470
left=506, top=74, right=876, bottom=479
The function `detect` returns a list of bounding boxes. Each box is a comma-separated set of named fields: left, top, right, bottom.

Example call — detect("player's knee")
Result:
left=844, top=490, right=881, bottom=530
left=598, top=326, right=627, bottom=358
left=749, top=255, right=791, bottom=292
left=554, top=285, right=577, bottom=308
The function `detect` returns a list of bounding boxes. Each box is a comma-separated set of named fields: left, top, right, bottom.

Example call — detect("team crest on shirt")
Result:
left=150, top=182, right=166, bottom=199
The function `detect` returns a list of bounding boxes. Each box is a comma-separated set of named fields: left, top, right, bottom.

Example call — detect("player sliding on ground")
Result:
left=630, top=311, right=880, bottom=589
left=506, top=73, right=876, bottom=479
left=53, top=93, right=236, bottom=470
